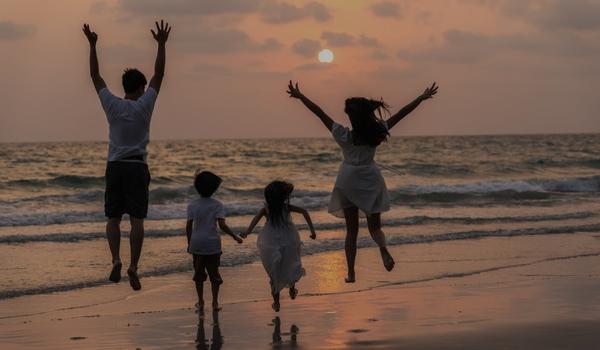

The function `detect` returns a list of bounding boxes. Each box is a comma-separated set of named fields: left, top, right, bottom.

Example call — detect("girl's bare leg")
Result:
left=367, top=213, right=395, bottom=271
left=343, top=207, right=359, bottom=282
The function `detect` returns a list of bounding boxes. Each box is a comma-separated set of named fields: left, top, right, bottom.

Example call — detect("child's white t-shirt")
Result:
left=187, top=197, right=225, bottom=255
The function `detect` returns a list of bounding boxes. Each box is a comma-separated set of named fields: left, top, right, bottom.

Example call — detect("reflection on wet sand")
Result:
left=271, top=316, right=299, bottom=349
left=196, top=310, right=223, bottom=350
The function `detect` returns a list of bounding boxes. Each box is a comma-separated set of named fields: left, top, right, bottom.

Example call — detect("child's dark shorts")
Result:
left=193, top=253, right=223, bottom=285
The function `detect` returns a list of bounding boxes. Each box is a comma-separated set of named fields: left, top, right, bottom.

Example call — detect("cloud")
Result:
left=117, top=0, right=260, bottom=16
left=261, top=1, right=332, bottom=24
left=357, top=34, right=381, bottom=48
left=321, top=31, right=354, bottom=47
left=177, top=28, right=282, bottom=54
left=292, top=39, right=322, bottom=57
left=0, top=21, right=35, bottom=41
left=370, top=1, right=402, bottom=18
left=320, top=32, right=382, bottom=48
left=397, top=29, right=600, bottom=64
left=475, top=0, right=600, bottom=31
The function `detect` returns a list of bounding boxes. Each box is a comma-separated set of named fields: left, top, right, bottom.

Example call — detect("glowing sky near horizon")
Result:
left=0, top=0, right=599, bottom=142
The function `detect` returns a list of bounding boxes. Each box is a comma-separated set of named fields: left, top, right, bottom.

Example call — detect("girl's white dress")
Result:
left=257, top=211, right=305, bottom=294
left=328, top=122, right=391, bottom=217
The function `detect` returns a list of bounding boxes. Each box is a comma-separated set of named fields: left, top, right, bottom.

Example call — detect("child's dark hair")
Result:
left=345, top=97, right=390, bottom=147
left=264, top=180, right=294, bottom=227
left=194, top=171, right=222, bottom=197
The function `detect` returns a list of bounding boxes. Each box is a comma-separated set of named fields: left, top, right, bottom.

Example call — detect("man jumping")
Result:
left=83, top=20, right=171, bottom=291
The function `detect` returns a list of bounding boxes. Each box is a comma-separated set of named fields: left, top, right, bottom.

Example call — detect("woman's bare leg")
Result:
left=367, top=213, right=395, bottom=271
left=343, top=207, right=359, bottom=282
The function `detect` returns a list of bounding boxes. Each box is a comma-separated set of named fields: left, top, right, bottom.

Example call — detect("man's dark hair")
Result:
left=194, top=171, right=223, bottom=197
left=122, top=68, right=147, bottom=94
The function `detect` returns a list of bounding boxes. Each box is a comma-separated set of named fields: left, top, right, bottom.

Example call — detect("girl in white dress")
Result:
left=242, top=181, right=317, bottom=312
left=287, top=81, right=438, bottom=283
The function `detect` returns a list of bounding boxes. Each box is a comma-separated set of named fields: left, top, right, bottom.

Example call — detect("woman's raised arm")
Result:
left=287, top=81, right=334, bottom=131
left=386, top=82, right=438, bottom=130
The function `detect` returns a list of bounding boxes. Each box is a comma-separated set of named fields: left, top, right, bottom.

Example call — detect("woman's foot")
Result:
left=289, top=286, right=298, bottom=300
left=109, top=261, right=122, bottom=283
left=272, top=301, right=280, bottom=312
left=127, top=268, right=142, bottom=291
left=381, top=248, right=395, bottom=272
left=345, top=271, right=356, bottom=283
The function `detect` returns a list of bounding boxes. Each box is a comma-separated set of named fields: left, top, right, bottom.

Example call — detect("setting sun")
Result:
left=318, top=49, right=334, bottom=63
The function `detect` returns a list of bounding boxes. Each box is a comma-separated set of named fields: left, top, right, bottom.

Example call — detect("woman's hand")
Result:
left=287, top=80, right=303, bottom=99
left=420, top=82, right=438, bottom=100
left=234, top=234, right=243, bottom=244
left=240, top=232, right=248, bottom=239
left=310, top=231, right=316, bottom=240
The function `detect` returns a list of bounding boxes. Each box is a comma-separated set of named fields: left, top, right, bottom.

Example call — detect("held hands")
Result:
left=286, top=80, right=303, bottom=99
left=420, top=82, right=439, bottom=100
left=233, top=234, right=244, bottom=244
left=239, top=232, right=248, bottom=239
left=151, top=20, right=172, bottom=45
left=82, top=24, right=97, bottom=46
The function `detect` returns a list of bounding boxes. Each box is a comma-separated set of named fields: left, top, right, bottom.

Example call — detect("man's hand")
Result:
left=151, top=20, right=171, bottom=45
left=234, top=234, right=243, bottom=244
left=310, top=231, right=317, bottom=240
left=82, top=24, right=97, bottom=46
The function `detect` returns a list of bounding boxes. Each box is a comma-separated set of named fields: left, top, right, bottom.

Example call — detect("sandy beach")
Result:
left=2, top=232, right=599, bottom=349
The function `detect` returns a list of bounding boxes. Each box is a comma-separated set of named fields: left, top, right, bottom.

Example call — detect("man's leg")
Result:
left=106, top=216, right=122, bottom=282
left=127, top=217, right=144, bottom=290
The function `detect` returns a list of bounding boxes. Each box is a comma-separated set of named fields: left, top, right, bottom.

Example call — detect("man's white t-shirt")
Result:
left=187, top=197, right=226, bottom=255
left=98, top=87, right=158, bottom=163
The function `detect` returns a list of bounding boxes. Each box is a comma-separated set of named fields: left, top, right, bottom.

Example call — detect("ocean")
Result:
left=1, top=134, right=599, bottom=299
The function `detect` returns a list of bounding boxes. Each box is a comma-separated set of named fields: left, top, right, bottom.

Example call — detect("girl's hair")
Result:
left=345, top=97, right=390, bottom=147
left=264, top=180, right=294, bottom=227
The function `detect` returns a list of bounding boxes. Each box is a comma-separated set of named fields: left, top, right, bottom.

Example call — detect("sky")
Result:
left=0, top=0, right=599, bottom=142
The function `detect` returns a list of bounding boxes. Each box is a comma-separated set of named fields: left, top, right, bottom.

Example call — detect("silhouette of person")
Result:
left=287, top=81, right=438, bottom=283
left=82, top=20, right=172, bottom=291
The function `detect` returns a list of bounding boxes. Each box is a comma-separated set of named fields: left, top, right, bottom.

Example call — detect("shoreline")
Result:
left=2, top=232, right=600, bottom=349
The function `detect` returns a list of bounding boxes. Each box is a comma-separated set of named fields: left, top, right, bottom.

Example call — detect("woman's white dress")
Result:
left=257, top=212, right=305, bottom=294
left=328, top=122, right=391, bottom=217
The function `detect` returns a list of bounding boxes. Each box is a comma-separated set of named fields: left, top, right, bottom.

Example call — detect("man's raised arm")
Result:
left=82, top=24, right=107, bottom=93
left=149, top=20, right=171, bottom=94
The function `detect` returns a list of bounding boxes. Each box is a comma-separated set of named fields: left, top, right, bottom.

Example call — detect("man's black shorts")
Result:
left=104, top=161, right=151, bottom=219
left=193, top=253, right=223, bottom=285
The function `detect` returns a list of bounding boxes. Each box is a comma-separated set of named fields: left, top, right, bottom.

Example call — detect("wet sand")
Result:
left=1, top=233, right=600, bottom=349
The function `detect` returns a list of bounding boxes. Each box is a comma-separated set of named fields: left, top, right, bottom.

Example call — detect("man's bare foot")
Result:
left=272, top=301, right=280, bottom=312
left=345, top=272, right=356, bottom=283
left=381, top=249, right=395, bottom=271
left=289, top=286, right=298, bottom=300
left=109, top=261, right=122, bottom=283
left=127, top=269, right=141, bottom=291
left=212, top=302, right=222, bottom=311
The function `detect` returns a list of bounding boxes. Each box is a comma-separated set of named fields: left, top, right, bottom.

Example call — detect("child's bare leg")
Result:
left=367, top=213, right=395, bottom=271
left=343, top=207, right=359, bottom=282
left=210, top=282, right=221, bottom=311
left=272, top=292, right=280, bottom=312
left=195, top=280, right=204, bottom=313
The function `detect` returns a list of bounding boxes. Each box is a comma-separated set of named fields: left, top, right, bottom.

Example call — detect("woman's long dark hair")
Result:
left=345, top=97, right=390, bottom=147
left=264, top=180, right=294, bottom=227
